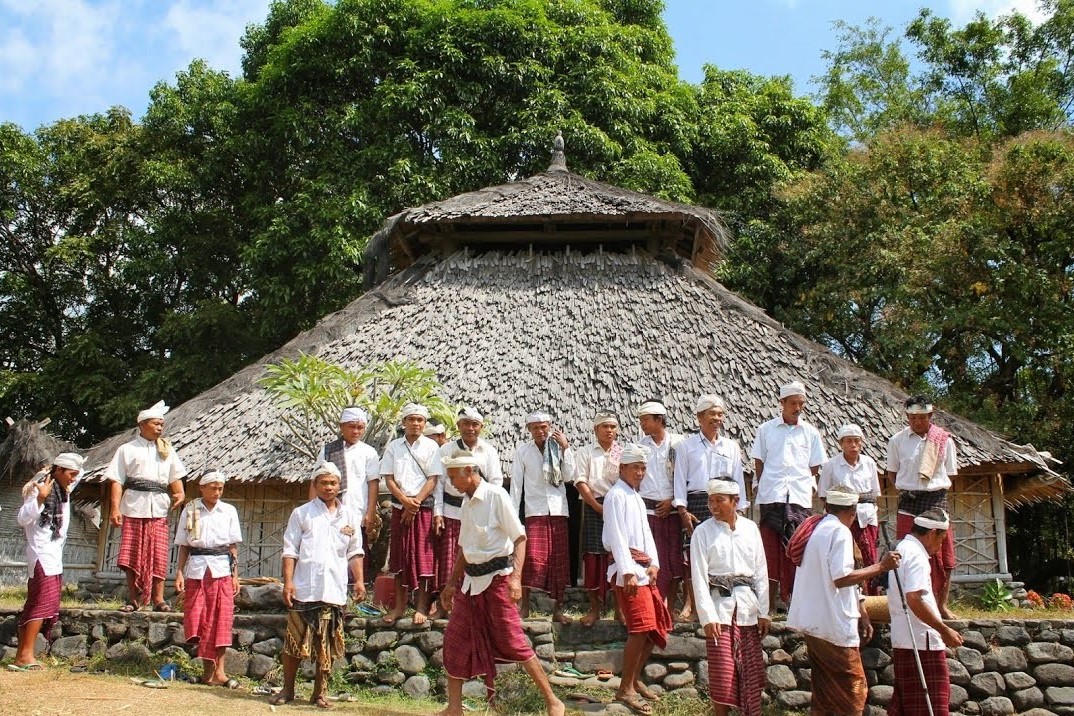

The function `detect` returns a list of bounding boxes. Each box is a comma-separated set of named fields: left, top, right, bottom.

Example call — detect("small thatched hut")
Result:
left=81, top=139, right=1067, bottom=585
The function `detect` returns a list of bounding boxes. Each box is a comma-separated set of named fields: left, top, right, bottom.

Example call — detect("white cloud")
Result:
left=162, top=0, right=270, bottom=74
left=948, top=0, right=1050, bottom=25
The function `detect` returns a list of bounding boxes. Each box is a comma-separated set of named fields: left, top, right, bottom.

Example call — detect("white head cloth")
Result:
left=137, top=400, right=169, bottom=424
left=592, top=410, right=619, bottom=428
left=457, top=406, right=484, bottom=423
left=905, top=399, right=934, bottom=415
left=400, top=403, right=430, bottom=420
left=779, top=381, right=806, bottom=400
left=199, top=470, right=227, bottom=486
left=826, top=485, right=860, bottom=506
left=694, top=394, right=725, bottom=413
left=423, top=422, right=446, bottom=436
left=340, top=407, right=369, bottom=424
left=637, top=401, right=667, bottom=417
left=442, top=452, right=481, bottom=470
left=837, top=423, right=864, bottom=440
left=312, top=461, right=342, bottom=481
left=914, top=509, right=950, bottom=530
left=525, top=411, right=552, bottom=425
left=619, top=444, right=649, bottom=465
left=52, top=453, right=84, bottom=471
left=707, top=477, right=740, bottom=496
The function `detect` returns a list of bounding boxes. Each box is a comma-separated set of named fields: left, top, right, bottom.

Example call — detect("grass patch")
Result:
left=947, top=599, right=1074, bottom=620
left=0, top=584, right=121, bottom=611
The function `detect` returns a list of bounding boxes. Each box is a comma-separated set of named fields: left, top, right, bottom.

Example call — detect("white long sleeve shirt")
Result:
left=602, top=480, right=659, bottom=587
left=638, top=432, right=684, bottom=504
left=509, top=441, right=576, bottom=518
left=818, top=453, right=882, bottom=528
left=786, top=514, right=861, bottom=647
left=436, top=438, right=504, bottom=520
left=174, top=499, right=243, bottom=579
left=690, top=515, right=770, bottom=627
left=672, top=433, right=748, bottom=509
left=886, top=428, right=958, bottom=493
left=574, top=443, right=620, bottom=498
left=282, top=499, right=364, bottom=606
left=316, top=440, right=380, bottom=514
left=17, top=477, right=81, bottom=577
left=104, top=436, right=187, bottom=518
left=751, top=417, right=824, bottom=507
left=889, top=534, right=945, bottom=651
left=380, top=436, right=443, bottom=508
left=458, top=480, right=526, bottom=596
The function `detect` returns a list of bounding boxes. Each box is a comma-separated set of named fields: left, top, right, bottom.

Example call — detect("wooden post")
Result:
left=97, top=486, right=112, bottom=576
left=991, top=473, right=1009, bottom=575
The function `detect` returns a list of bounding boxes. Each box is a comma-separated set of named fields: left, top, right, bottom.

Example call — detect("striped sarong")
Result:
left=436, top=516, right=462, bottom=592
left=615, top=583, right=671, bottom=649
left=19, top=562, right=63, bottom=639
left=889, top=647, right=950, bottom=716
left=521, top=516, right=570, bottom=602
left=184, top=574, right=235, bottom=661
left=388, top=506, right=436, bottom=589
left=647, top=513, right=684, bottom=598
left=117, top=516, right=170, bottom=605
left=581, top=499, right=607, bottom=554
left=706, top=616, right=764, bottom=716
left=804, top=634, right=867, bottom=715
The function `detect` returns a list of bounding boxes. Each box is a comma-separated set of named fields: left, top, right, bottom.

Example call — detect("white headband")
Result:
left=837, top=423, right=864, bottom=440
left=694, top=394, right=725, bottom=413
left=457, top=407, right=484, bottom=423
left=707, top=477, right=740, bottom=496
left=312, top=461, right=341, bottom=481
left=905, top=403, right=934, bottom=415
left=340, top=407, right=368, bottom=424
left=442, top=452, right=481, bottom=470
left=592, top=411, right=619, bottom=428
left=400, top=403, right=430, bottom=420
left=423, top=423, right=446, bottom=436
left=137, top=400, right=169, bottom=424
left=52, top=452, right=84, bottom=471
left=525, top=411, right=552, bottom=425
left=637, top=401, right=667, bottom=417
left=779, top=381, right=806, bottom=400
left=826, top=486, right=859, bottom=506
left=199, top=470, right=227, bottom=485
left=914, top=510, right=950, bottom=530
left=619, top=444, right=649, bottom=464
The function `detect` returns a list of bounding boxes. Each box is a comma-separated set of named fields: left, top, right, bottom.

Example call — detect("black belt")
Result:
left=444, top=493, right=464, bottom=508
left=858, top=494, right=877, bottom=504
left=708, top=574, right=754, bottom=597
left=391, top=494, right=434, bottom=509
left=464, top=555, right=511, bottom=577
left=188, top=546, right=230, bottom=557
left=125, top=478, right=169, bottom=494
left=642, top=497, right=663, bottom=510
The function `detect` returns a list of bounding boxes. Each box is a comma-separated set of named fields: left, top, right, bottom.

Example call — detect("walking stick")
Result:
left=879, top=521, right=935, bottom=716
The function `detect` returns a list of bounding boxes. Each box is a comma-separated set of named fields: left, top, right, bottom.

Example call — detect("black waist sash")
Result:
left=125, top=478, right=169, bottom=494
left=464, top=555, right=511, bottom=577
left=708, top=573, right=755, bottom=597
left=188, top=546, right=230, bottom=557
left=443, top=493, right=464, bottom=508
left=390, top=493, right=435, bottom=510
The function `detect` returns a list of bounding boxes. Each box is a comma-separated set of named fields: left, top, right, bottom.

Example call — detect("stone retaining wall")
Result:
left=2, top=607, right=1073, bottom=714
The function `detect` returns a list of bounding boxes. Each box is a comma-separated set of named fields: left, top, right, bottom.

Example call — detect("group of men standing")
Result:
left=10, top=382, right=964, bottom=716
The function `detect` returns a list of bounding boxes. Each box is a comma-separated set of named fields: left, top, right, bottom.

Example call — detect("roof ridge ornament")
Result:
left=548, top=130, right=567, bottom=172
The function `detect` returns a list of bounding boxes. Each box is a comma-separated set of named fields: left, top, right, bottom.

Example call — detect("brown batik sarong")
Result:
left=803, top=634, right=868, bottom=715
left=283, top=600, right=345, bottom=674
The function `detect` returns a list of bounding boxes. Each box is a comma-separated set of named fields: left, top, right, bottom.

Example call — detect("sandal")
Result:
left=636, top=683, right=660, bottom=702
left=222, top=678, right=240, bottom=690
left=153, top=602, right=172, bottom=612
left=614, top=693, right=654, bottom=715
left=7, top=663, right=45, bottom=672
left=119, top=602, right=138, bottom=613
left=596, top=669, right=614, bottom=681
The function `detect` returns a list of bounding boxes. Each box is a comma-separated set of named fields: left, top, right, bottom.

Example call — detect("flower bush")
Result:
left=1025, top=590, right=1045, bottom=608
left=1048, top=593, right=1073, bottom=610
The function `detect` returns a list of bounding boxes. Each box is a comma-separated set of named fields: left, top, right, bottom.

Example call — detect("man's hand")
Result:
left=940, top=625, right=964, bottom=648
left=282, top=581, right=296, bottom=608
left=879, top=550, right=901, bottom=571
left=109, top=511, right=123, bottom=527
left=169, top=494, right=183, bottom=511
left=623, top=573, right=638, bottom=598
left=593, top=502, right=604, bottom=516
left=646, top=565, right=659, bottom=584
left=440, top=584, right=455, bottom=612
left=704, top=622, right=723, bottom=641
left=679, top=509, right=699, bottom=536
left=174, top=573, right=185, bottom=594
left=433, top=516, right=444, bottom=535
left=654, top=499, right=673, bottom=518
left=35, top=475, right=54, bottom=505
left=859, top=609, right=874, bottom=643
left=552, top=430, right=569, bottom=450
left=508, top=576, right=523, bottom=603
left=362, top=511, right=378, bottom=531
left=352, top=582, right=367, bottom=602
left=232, top=575, right=241, bottom=595
left=758, top=617, right=771, bottom=639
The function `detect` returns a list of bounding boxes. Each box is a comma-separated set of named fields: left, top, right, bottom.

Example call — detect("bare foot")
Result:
left=413, top=610, right=428, bottom=625
left=269, top=690, right=294, bottom=706
left=428, top=601, right=441, bottom=619
left=675, top=607, right=693, bottom=623
left=434, top=708, right=465, bottom=716
left=382, top=606, right=405, bottom=625
left=580, top=610, right=599, bottom=627
left=547, top=696, right=566, bottom=716
left=635, top=682, right=660, bottom=701
left=553, top=611, right=573, bottom=625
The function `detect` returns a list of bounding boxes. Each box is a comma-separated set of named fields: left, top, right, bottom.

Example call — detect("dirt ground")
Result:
left=0, top=670, right=428, bottom=716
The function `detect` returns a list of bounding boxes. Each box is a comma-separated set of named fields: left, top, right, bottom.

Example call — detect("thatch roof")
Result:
left=0, top=419, right=77, bottom=485
left=81, top=249, right=1066, bottom=507
left=363, top=142, right=729, bottom=287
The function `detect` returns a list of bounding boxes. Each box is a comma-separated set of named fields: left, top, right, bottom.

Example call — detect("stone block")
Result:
left=797, top=668, right=811, bottom=689
left=792, top=644, right=810, bottom=667
left=235, top=629, right=256, bottom=649
left=984, top=646, right=1028, bottom=672
left=50, top=635, right=87, bottom=660
left=555, top=621, right=626, bottom=645
left=1060, top=630, right=1074, bottom=647
left=660, top=634, right=706, bottom=660
left=533, top=633, right=553, bottom=645
left=958, top=646, right=986, bottom=674
left=979, top=696, right=1015, bottom=716
left=663, top=670, right=694, bottom=689
left=961, top=630, right=989, bottom=652
left=880, top=665, right=895, bottom=685
left=1036, top=664, right=1074, bottom=687
left=950, top=684, right=970, bottom=709
left=1012, top=687, right=1046, bottom=711
left=995, top=626, right=1031, bottom=646
left=769, top=648, right=793, bottom=665
left=364, top=630, right=398, bottom=652
left=224, top=648, right=250, bottom=677
left=403, top=674, right=431, bottom=699
left=1046, top=688, right=1074, bottom=706
left=535, top=644, right=554, bottom=659
left=1037, top=631, right=1061, bottom=643
left=524, top=621, right=551, bottom=636
left=696, top=660, right=708, bottom=691
left=670, top=687, right=699, bottom=699
left=970, top=672, right=1007, bottom=698
left=1028, top=643, right=1074, bottom=664
left=431, top=648, right=443, bottom=667
left=777, top=691, right=813, bottom=709
left=643, top=663, right=667, bottom=681
left=761, top=635, right=781, bottom=650
left=253, top=637, right=283, bottom=656
left=89, top=639, right=106, bottom=657
left=462, top=680, right=486, bottom=698
left=147, top=623, right=170, bottom=649
left=667, top=661, right=689, bottom=672
left=248, top=654, right=276, bottom=679
left=377, top=668, right=405, bottom=685
left=767, top=665, right=797, bottom=691
left=948, top=658, right=971, bottom=686
left=574, top=650, right=623, bottom=675
left=415, top=631, right=443, bottom=652
left=869, top=685, right=894, bottom=706
left=861, top=647, right=891, bottom=670
left=394, top=645, right=426, bottom=675
left=1006, top=671, right=1037, bottom=690
left=105, top=621, right=128, bottom=640
left=1018, top=710, right=1058, bottom=716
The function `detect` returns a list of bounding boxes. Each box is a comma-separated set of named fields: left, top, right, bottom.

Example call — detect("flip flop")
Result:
left=222, top=678, right=240, bottom=690
left=614, top=693, right=654, bottom=715
left=636, top=683, right=660, bottom=702
left=356, top=603, right=383, bottom=617
left=596, top=669, right=614, bottom=681
left=119, top=602, right=138, bottom=613
left=6, top=663, right=43, bottom=672
left=555, top=665, right=594, bottom=679
left=129, top=678, right=167, bottom=689
left=565, top=693, right=604, bottom=704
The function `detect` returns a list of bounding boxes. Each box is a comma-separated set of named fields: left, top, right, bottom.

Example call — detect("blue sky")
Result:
left=0, top=0, right=1047, bottom=131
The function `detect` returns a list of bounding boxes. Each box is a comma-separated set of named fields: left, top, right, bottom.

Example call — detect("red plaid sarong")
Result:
left=117, top=516, right=170, bottom=605
left=851, top=523, right=880, bottom=595
left=19, top=562, right=63, bottom=639
left=437, top=516, right=462, bottom=592
left=614, top=583, right=671, bottom=649
left=521, top=516, right=570, bottom=602
left=184, top=574, right=235, bottom=661
left=706, top=616, right=764, bottom=716
left=889, top=647, right=950, bottom=716
left=583, top=553, right=611, bottom=601
left=647, top=513, right=684, bottom=599
left=896, top=513, right=955, bottom=598
left=759, top=521, right=796, bottom=604
left=443, top=574, right=534, bottom=700
left=389, top=506, right=435, bottom=589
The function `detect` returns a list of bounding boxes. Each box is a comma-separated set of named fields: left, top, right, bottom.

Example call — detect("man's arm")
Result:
left=175, top=545, right=189, bottom=593
left=281, top=557, right=297, bottom=607
left=833, top=551, right=900, bottom=588
left=108, top=481, right=123, bottom=526
left=167, top=479, right=185, bottom=511
left=906, top=590, right=963, bottom=647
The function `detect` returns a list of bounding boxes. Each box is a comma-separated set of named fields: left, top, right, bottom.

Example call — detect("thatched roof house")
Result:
left=82, top=139, right=1066, bottom=584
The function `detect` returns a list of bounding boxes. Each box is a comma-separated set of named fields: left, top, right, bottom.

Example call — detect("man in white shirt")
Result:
left=888, top=509, right=964, bottom=716
left=104, top=401, right=188, bottom=611
left=174, top=471, right=243, bottom=688
left=381, top=402, right=443, bottom=625
left=424, top=420, right=449, bottom=446
left=574, top=409, right=622, bottom=627
left=312, top=407, right=381, bottom=565
left=787, top=485, right=900, bottom=716
left=602, top=444, right=671, bottom=714
left=690, top=477, right=769, bottom=716
left=886, top=395, right=959, bottom=619
left=818, top=423, right=883, bottom=594
left=510, top=410, right=575, bottom=624
left=11, top=453, right=83, bottom=671
left=437, top=452, right=564, bottom=716
left=436, top=406, right=503, bottom=607
left=750, top=380, right=824, bottom=610
left=674, top=393, right=748, bottom=620
left=637, top=400, right=686, bottom=610
left=273, top=462, right=365, bottom=709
